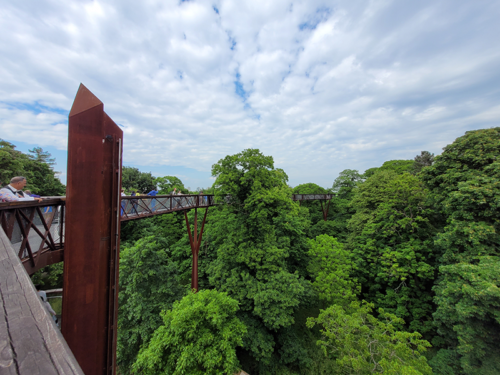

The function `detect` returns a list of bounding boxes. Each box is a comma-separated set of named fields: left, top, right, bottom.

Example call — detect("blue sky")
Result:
left=1, top=0, right=499, bottom=189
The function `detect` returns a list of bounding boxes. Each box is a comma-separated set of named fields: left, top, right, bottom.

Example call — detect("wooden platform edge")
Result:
left=0, top=227, right=84, bottom=375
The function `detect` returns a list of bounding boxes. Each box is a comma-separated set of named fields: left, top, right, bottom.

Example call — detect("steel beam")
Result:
left=63, top=84, right=122, bottom=375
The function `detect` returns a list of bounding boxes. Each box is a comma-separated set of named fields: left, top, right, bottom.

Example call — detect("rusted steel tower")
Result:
left=63, top=84, right=123, bottom=375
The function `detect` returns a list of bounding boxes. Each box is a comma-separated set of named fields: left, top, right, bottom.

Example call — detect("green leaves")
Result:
left=121, top=166, right=157, bottom=193
left=0, top=139, right=65, bottom=195
left=308, top=234, right=359, bottom=305
left=117, top=236, right=185, bottom=373
left=348, top=171, right=437, bottom=335
left=433, top=257, right=500, bottom=374
left=133, top=289, right=246, bottom=375
left=307, top=301, right=432, bottom=374
left=155, top=175, right=185, bottom=194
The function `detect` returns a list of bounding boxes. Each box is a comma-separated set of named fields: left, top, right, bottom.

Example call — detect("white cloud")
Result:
left=0, top=0, right=499, bottom=188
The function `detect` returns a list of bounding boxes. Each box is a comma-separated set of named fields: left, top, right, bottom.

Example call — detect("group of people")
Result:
left=120, top=187, right=193, bottom=215
left=0, top=176, right=43, bottom=203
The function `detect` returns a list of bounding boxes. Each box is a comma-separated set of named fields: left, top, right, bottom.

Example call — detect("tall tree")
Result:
left=348, top=171, right=438, bottom=336
left=29, top=147, right=56, bottom=167
left=208, top=149, right=311, bottom=369
left=413, top=151, right=434, bottom=174
left=121, top=166, right=156, bottom=193
left=421, top=127, right=500, bottom=373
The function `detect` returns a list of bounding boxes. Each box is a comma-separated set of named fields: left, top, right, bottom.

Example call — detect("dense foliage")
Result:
left=122, top=166, right=156, bottom=193
left=114, top=127, right=499, bottom=374
left=307, top=301, right=432, bottom=374
left=133, top=289, right=246, bottom=375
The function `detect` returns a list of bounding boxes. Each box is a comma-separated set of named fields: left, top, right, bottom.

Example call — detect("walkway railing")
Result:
left=0, top=193, right=335, bottom=273
left=120, top=194, right=215, bottom=221
left=0, top=198, right=66, bottom=275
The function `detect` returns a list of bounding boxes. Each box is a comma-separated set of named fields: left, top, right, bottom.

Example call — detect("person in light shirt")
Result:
left=0, top=176, right=43, bottom=203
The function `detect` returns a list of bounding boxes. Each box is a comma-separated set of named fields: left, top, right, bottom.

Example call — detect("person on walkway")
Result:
left=130, top=191, right=138, bottom=215
left=40, top=295, right=58, bottom=326
left=170, top=188, right=177, bottom=208
left=35, top=284, right=47, bottom=302
left=176, top=189, right=184, bottom=208
left=147, top=188, right=158, bottom=212
left=0, top=176, right=42, bottom=202
left=120, top=189, right=126, bottom=216
left=24, top=190, right=41, bottom=198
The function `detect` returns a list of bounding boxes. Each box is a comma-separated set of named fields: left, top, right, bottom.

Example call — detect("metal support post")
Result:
left=184, top=207, right=208, bottom=292
left=63, top=84, right=123, bottom=375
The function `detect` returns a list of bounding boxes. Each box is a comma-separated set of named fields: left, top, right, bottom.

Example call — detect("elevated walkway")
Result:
left=0, top=226, right=82, bottom=375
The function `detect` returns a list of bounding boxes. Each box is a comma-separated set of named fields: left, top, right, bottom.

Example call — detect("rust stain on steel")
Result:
left=63, top=84, right=123, bottom=375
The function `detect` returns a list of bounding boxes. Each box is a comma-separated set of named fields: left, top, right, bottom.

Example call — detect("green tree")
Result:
left=29, top=147, right=56, bottom=167
left=348, top=171, right=437, bottom=335
left=331, top=169, right=364, bottom=198
left=420, top=127, right=500, bottom=264
left=312, top=169, right=363, bottom=242
left=308, top=234, right=359, bottom=305
left=24, top=155, right=65, bottom=196
left=155, top=175, right=185, bottom=194
left=0, top=139, right=27, bottom=185
left=413, top=151, right=434, bottom=174
left=420, top=127, right=500, bottom=373
left=432, top=257, right=500, bottom=374
left=121, top=166, right=156, bottom=193
left=117, top=236, right=185, bottom=373
left=31, top=263, right=64, bottom=289
left=0, top=140, right=65, bottom=195
left=133, top=289, right=246, bottom=375
left=364, top=160, right=415, bottom=178
left=307, top=301, right=432, bottom=374
left=208, top=149, right=311, bottom=367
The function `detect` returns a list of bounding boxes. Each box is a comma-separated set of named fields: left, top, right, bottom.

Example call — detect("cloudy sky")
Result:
left=1, top=0, right=499, bottom=189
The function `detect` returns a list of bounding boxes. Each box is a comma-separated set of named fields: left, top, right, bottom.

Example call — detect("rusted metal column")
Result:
left=320, top=200, right=331, bottom=221
left=184, top=207, right=208, bottom=292
left=63, top=84, right=123, bottom=375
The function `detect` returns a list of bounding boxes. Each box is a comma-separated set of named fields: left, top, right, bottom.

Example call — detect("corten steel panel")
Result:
left=63, top=84, right=123, bottom=375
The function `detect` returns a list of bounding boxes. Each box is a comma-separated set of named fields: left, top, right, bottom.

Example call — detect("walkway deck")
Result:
left=0, top=226, right=83, bottom=375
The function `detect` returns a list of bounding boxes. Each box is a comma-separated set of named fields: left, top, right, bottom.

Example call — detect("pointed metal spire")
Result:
left=69, top=83, right=103, bottom=117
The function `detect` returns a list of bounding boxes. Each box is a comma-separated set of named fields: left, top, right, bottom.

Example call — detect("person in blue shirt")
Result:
left=147, top=189, right=158, bottom=212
